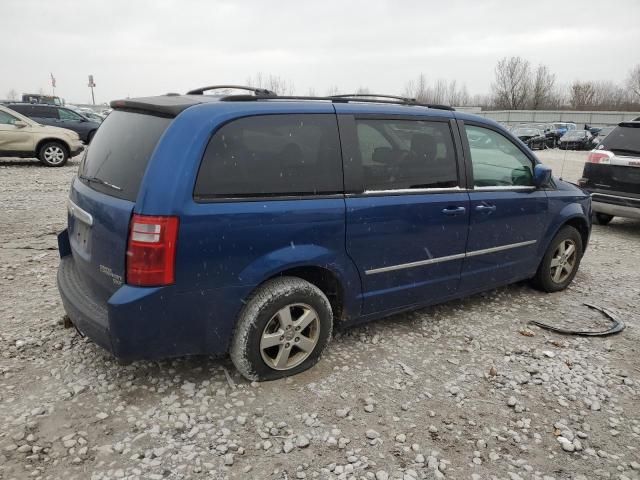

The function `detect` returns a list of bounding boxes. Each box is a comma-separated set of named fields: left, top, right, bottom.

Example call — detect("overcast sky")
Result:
left=2, top=0, right=639, bottom=104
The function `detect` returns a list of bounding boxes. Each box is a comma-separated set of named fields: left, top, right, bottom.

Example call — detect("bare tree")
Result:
left=530, top=65, right=556, bottom=109
left=491, top=56, right=531, bottom=109
left=355, top=86, right=371, bottom=95
left=6, top=89, right=18, bottom=100
left=403, top=74, right=429, bottom=102
left=246, top=73, right=294, bottom=95
left=627, top=64, right=640, bottom=101
left=569, top=81, right=597, bottom=109
left=326, top=85, right=340, bottom=96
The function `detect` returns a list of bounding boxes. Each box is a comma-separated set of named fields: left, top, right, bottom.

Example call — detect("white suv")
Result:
left=0, top=104, right=84, bottom=166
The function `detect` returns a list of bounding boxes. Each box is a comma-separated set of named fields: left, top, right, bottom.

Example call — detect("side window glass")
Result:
left=32, top=106, right=55, bottom=118
left=195, top=114, right=343, bottom=198
left=0, top=111, right=18, bottom=125
left=465, top=125, right=534, bottom=187
left=355, top=119, right=458, bottom=190
left=58, top=108, right=82, bottom=121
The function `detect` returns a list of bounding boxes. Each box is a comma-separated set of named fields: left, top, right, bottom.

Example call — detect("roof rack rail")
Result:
left=329, top=93, right=418, bottom=103
left=187, top=85, right=276, bottom=96
left=219, top=94, right=455, bottom=111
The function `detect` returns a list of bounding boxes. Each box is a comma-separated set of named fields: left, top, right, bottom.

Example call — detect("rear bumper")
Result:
left=70, top=144, right=84, bottom=157
left=590, top=192, right=640, bottom=219
left=593, top=201, right=640, bottom=219
left=56, top=231, right=243, bottom=361
left=57, top=255, right=113, bottom=353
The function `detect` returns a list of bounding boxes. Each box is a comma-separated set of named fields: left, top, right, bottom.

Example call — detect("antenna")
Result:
left=559, top=145, right=568, bottom=181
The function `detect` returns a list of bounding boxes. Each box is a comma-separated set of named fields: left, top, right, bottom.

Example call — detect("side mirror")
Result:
left=13, top=120, right=28, bottom=128
left=533, top=164, right=552, bottom=188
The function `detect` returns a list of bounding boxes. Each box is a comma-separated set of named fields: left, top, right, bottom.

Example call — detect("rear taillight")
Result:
left=587, top=151, right=612, bottom=164
left=126, top=214, right=179, bottom=286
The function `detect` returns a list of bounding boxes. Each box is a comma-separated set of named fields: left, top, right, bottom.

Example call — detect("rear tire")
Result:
left=531, top=226, right=583, bottom=293
left=38, top=141, right=69, bottom=167
left=594, top=213, right=613, bottom=225
left=230, top=276, right=333, bottom=381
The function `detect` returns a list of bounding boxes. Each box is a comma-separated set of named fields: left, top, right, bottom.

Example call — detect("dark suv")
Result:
left=7, top=103, right=100, bottom=143
left=56, top=86, right=591, bottom=380
left=579, top=121, right=640, bottom=224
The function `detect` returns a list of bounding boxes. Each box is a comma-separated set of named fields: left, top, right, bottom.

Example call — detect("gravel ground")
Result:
left=1, top=150, right=639, bottom=480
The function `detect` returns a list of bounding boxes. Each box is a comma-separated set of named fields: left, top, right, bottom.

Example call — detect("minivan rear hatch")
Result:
left=68, top=110, right=172, bottom=301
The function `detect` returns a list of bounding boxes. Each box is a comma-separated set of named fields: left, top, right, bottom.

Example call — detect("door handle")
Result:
left=475, top=204, right=496, bottom=213
left=442, top=206, right=466, bottom=216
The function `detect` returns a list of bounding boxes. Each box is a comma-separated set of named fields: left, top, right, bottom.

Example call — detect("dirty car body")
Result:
left=56, top=90, right=592, bottom=375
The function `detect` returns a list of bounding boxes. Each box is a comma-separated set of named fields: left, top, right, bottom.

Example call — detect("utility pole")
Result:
left=50, top=72, right=56, bottom=96
left=88, top=74, right=96, bottom=105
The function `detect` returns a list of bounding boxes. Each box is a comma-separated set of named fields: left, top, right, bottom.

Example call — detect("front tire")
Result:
left=230, top=277, right=333, bottom=381
left=38, top=141, right=69, bottom=167
left=594, top=213, right=613, bottom=225
left=531, top=226, right=583, bottom=292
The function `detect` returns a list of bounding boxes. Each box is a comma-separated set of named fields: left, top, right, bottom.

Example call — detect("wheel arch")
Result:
left=36, top=137, right=70, bottom=156
left=266, top=265, right=346, bottom=322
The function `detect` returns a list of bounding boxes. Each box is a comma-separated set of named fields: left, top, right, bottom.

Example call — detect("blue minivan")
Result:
left=57, top=87, right=592, bottom=380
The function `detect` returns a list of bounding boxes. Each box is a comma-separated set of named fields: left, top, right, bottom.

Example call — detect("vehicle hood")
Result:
left=554, top=176, right=590, bottom=196
left=517, top=134, right=537, bottom=140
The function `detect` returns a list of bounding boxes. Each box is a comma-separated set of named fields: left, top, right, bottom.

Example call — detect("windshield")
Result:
left=600, top=124, right=640, bottom=154
left=79, top=110, right=171, bottom=201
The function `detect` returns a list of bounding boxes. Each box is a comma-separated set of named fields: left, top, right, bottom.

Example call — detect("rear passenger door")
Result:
left=458, top=121, right=549, bottom=292
left=338, top=111, right=470, bottom=315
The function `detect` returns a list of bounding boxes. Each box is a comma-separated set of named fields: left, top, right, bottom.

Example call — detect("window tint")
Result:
left=30, top=106, right=57, bottom=118
left=600, top=124, right=640, bottom=154
left=79, top=111, right=171, bottom=201
left=355, top=119, right=458, bottom=190
left=0, top=110, right=18, bottom=125
left=195, top=114, right=342, bottom=198
left=58, top=108, right=83, bottom=121
left=465, top=125, right=534, bottom=187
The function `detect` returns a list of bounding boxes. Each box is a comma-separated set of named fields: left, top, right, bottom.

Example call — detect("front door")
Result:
left=339, top=112, right=470, bottom=315
left=458, top=121, right=549, bottom=293
left=0, top=109, right=32, bottom=153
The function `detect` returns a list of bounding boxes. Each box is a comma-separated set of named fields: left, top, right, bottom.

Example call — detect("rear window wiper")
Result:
left=78, top=174, right=122, bottom=191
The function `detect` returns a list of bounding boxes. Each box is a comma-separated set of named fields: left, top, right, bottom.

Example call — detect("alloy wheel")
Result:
left=550, top=239, right=577, bottom=283
left=260, top=303, right=320, bottom=371
left=43, top=145, right=65, bottom=165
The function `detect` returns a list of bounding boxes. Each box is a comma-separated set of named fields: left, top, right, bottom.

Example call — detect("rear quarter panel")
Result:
left=132, top=102, right=360, bottom=354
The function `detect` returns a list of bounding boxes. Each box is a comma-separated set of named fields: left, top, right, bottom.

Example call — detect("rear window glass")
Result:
left=600, top=124, right=640, bottom=154
left=79, top=111, right=171, bottom=201
left=194, top=114, right=343, bottom=199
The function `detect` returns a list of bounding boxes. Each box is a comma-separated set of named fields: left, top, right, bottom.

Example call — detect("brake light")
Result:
left=587, top=151, right=612, bottom=164
left=126, top=214, right=179, bottom=286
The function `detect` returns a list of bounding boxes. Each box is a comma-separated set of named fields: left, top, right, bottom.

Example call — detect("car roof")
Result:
left=110, top=89, right=456, bottom=118
left=109, top=89, right=512, bottom=131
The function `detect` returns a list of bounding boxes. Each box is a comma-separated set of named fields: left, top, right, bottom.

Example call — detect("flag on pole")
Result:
left=50, top=73, right=56, bottom=88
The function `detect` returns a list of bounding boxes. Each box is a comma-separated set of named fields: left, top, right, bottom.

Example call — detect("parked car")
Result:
left=579, top=121, right=640, bottom=224
left=0, top=104, right=83, bottom=166
left=558, top=130, right=595, bottom=150
left=21, top=93, right=64, bottom=106
left=56, top=87, right=591, bottom=380
left=512, top=127, right=547, bottom=150
left=517, top=123, right=557, bottom=148
left=552, top=122, right=576, bottom=140
left=7, top=103, right=101, bottom=143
